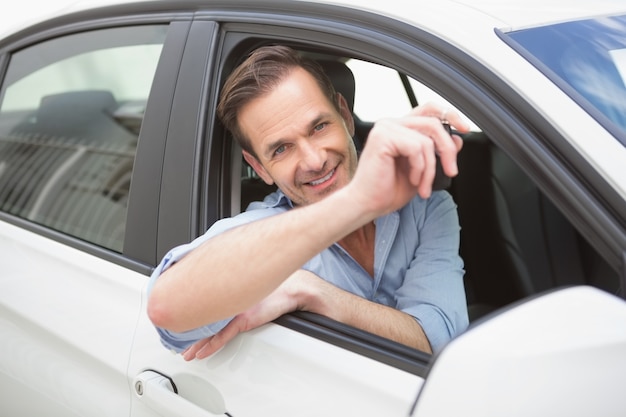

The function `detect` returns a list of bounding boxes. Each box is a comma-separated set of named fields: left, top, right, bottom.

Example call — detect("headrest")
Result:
left=316, top=60, right=355, bottom=112
left=36, top=90, right=117, bottom=128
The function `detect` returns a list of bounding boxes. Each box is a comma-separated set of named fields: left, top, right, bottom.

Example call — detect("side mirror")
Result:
left=412, top=286, right=626, bottom=417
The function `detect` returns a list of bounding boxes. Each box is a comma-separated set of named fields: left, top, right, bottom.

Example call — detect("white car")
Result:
left=1, top=1, right=625, bottom=416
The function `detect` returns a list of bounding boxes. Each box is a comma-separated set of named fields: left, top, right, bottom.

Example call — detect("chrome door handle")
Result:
left=134, top=371, right=225, bottom=417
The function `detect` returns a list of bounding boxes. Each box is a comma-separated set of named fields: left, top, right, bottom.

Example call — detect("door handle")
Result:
left=134, top=370, right=225, bottom=417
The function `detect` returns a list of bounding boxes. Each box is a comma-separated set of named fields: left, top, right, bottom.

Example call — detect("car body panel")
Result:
left=413, top=286, right=626, bottom=417
left=0, top=221, right=143, bottom=416
left=129, top=305, right=422, bottom=416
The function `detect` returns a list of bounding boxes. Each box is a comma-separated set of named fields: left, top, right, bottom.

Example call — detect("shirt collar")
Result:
left=247, top=189, right=292, bottom=211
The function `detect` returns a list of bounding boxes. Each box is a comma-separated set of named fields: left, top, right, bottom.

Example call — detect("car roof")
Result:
left=404, top=0, right=626, bottom=29
left=5, top=0, right=626, bottom=36
left=454, top=0, right=626, bottom=28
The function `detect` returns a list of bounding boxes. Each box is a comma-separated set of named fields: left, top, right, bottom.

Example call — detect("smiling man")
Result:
left=147, top=45, right=469, bottom=359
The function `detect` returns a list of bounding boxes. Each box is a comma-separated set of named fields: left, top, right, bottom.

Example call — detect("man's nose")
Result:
left=298, top=140, right=325, bottom=172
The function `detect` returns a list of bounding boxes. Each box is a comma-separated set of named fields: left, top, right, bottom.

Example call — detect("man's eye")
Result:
left=274, top=145, right=286, bottom=155
left=313, top=123, right=327, bottom=133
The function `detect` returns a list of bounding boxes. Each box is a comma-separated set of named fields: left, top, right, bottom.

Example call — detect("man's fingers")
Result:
left=409, top=102, right=470, bottom=133
left=405, top=103, right=469, bottom=178
left=399, top=115, right=461, bottom=178
left=180, top=317, right=245, bottom=361
left=452, top=135, right=464, bottom=152
left=417, top=143, right=436, bottom=198
left=182, top=340, right=207, bottom=361
left=195, top=320, right=241, bottom=359
left=195, top=338, right=223, bottom=359
left=438, top=132, right=465, bottom=178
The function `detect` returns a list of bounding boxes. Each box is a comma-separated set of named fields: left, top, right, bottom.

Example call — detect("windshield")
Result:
left=505, top=14, right=626, bottom=146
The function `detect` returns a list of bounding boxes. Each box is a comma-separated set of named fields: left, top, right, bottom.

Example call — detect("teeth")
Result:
left=309, top=169, right=334, bottom=186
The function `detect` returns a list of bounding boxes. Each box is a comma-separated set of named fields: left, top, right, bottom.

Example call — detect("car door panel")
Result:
left=128, top=293, right=423, bottom=417
left=133, top=370, right=226, bottom=417
left=0, top=19, right=174, bottom=415
left=0, top=221, right=144, bottom=416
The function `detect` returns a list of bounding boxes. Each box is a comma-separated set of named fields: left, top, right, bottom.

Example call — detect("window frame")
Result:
left=193, top=5, right=626, bottom=373
left=0, top=14, right=187, bottom=273
left=200, top=4, right=625, bottom=280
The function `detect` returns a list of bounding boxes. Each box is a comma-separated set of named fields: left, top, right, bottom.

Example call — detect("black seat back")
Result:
left=451, top=133, right=606, bottom=317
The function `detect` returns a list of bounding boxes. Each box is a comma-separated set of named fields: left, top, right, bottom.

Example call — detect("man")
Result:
left=148, top=45, right=469, bottom=359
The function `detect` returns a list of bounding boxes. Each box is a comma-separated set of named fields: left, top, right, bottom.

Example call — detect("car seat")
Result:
left=11, top=90, right=134, bottom=143
left=451, top=132, right=620, bottom=319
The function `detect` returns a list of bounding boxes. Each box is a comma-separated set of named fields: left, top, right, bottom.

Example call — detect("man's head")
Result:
left=218, top=45, right=357, bottom=206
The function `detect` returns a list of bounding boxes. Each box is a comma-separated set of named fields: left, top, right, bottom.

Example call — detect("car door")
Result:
left=126, top=13, right=427, bottom=417
left=0, top=16, right=175, bottom=417
left=0, top=6, right=429, bottom=416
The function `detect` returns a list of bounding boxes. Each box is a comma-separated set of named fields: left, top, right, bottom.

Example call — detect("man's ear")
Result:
left=336, top=92, right=355, bottom=137
left=242, top=150, right=274, bottom=185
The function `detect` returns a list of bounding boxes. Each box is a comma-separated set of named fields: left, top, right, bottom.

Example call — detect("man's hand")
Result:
left=181, top=270, right=315, bottom=360
left=348, top=103, right=468, bottom=218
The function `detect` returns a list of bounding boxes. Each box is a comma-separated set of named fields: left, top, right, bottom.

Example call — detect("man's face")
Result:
left=239, top=67, right=358, bottom=206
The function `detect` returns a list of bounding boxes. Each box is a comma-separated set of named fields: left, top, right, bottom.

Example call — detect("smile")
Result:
left=308, top=169, right=335, bottom=186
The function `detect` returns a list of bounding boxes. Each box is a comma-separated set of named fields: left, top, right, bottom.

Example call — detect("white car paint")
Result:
left=0, top=221, right=143, bottom=416
left=0, top=216, right=422, bottom=416
left=130, top=314, right=422, bottom=416
left=1, top=1, right=625, bottom=416
left=413, top=286, right=626, bottom=417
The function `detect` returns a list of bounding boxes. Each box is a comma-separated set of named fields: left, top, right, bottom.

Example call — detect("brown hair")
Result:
left=217, top=45, right=339, bottom=157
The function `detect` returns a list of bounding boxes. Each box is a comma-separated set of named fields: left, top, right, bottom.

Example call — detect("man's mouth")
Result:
left=308, top=169, right=335, bottom=186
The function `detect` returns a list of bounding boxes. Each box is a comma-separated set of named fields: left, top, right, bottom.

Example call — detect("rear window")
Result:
left=505, top=14, right=626, bottom=146
left=0, top=25, right=166, bottom=252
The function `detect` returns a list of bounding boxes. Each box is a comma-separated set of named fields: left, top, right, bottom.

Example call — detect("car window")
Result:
left=347, top=58, right=412, bottom=120
left=505, top=14, right=626, bottom=145
left=347, top=58, right=479, bottom=130
left=0, top=26, right=166, bottom=252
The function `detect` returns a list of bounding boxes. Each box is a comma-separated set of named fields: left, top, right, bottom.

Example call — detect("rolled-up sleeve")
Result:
left=147, top=232, right=232, bottom=352
left=147, top=194, right=289, bottom=352
left=394, top=191, right=468, bottom=352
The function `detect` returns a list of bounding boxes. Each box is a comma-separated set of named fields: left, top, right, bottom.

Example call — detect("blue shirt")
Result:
left=148, top=190, right=468, bottom=353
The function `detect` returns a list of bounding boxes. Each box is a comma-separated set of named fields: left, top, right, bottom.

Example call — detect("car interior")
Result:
left=237, top=49, right=622, bottom=323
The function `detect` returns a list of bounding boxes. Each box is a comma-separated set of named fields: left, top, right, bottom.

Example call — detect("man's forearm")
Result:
left=296, top=273, right=432, bottom=353
left=352, top=303, right=431, bottom=353
left=148, top=186, right=374, bottom=333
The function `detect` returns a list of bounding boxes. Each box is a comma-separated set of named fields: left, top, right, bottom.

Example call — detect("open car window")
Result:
left=347, top=58, right=479, bottom=131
